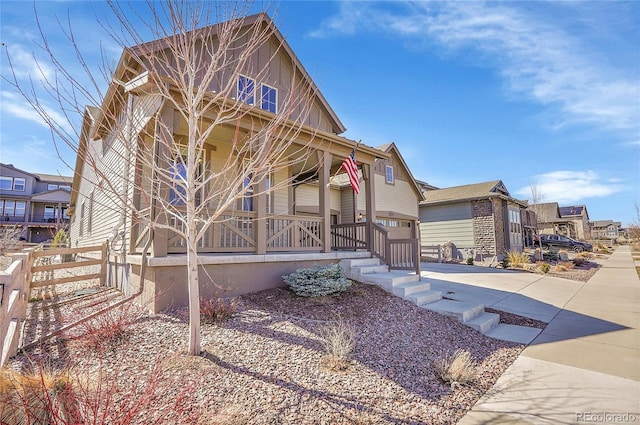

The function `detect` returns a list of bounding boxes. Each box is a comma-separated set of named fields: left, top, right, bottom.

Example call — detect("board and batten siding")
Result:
left=419, top=202, right=474, bottom=248
left=355, top=175, right=418, bottom=218
left=294, top=183, right=341, bottom=215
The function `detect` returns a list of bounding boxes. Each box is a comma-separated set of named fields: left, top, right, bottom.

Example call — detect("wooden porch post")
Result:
left=150, top=106, right=173, bottom=257
left=255, top=174, right=267, bottom=255
left=318, top=150, right=332, bottom=253
left=362, top=162, right=376, bottom=250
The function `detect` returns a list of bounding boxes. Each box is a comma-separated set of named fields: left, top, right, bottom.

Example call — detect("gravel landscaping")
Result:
left=6, top=279, right=524, bottom=424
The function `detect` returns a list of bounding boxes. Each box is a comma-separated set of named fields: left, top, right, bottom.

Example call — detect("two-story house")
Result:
left=0, top=163, right=72, bottom=243
left=68, top=13, right=420, bottom=313
left=559, top=205, right=591, bottom=240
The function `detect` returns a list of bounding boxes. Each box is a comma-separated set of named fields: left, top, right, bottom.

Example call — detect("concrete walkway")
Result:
left=438, top=246, right=640, bottom=424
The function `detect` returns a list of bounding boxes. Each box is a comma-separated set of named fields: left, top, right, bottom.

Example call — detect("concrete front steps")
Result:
left=340, top=257, right=541, bottom=344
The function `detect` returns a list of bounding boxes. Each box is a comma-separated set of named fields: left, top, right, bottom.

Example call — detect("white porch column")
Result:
left=150, top=106, right=173, bottom=257
left=254, top=174, right=267, bottom=255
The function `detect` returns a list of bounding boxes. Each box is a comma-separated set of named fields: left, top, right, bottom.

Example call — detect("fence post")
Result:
left=100, top=240, right=108, bottom=287
left=437, top=244, right=442, bottom=263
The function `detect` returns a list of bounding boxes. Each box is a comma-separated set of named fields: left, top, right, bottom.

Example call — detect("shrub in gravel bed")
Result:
left=434, top=348, right=478, bottom=391
left=200, top=297, right=237, bottom=323
left=318, top=316, right=356, bottom=371
left=283, top=264, right=351, bottom=297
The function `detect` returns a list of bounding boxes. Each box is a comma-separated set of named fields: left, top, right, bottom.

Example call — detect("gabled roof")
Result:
left=528, top=202, right=564, bottom=221
left=420, top=180, right=524, bottom=206
left=35, top=173, right=73, bottom=185
left=376, top=143, right=424, bottom=200
left=103, top=13, right=346, bottom=135
left=559, top=205, right=589, bottom=219
left=591, top=220, right=615, bottom=228
left=0, top=163, right=72, bottom=183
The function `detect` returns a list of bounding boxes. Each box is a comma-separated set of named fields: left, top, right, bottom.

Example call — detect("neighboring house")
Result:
left=418, top=180, right=528, bottom=260
left=590, top=220, right=620, bottom=239
left=559, top=205, right=591, bottom=240
left=528, top=202, right=577, bottom=238
left=295, top=142, right=424, bottom=240
left=0, top=163, right=72, bottom=243
left=68, top=14, right=416, bottom=313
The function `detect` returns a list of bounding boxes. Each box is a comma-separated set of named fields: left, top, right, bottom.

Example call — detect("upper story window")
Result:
left=237, top=75, right=255, bottom=105
left=385, top=165, right=394, bottom=184
left=0, top=176, right=25, bottom=191
left=261, top=84, right=277, bottom=113
left=0, top=177, right=11, bottom=190
left=13, top=178, right=25, bottom=191
left=48, top=184, right=58, bottom=191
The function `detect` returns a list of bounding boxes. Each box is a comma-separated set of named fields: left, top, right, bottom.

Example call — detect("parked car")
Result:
left=534, top=234, right=593, bottom=252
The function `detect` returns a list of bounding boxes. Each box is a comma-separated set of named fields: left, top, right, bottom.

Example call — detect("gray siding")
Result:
left=419, top=202, right=474, bottom=248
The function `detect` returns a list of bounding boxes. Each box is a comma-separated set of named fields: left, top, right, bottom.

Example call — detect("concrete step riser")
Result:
left=466, top=312, right=500, bottom=334
left=356, top=265, right=389, bottom=275
left=369, top=274, right=420, bottom=288
left=408, top=290, right=443, bottom=305
left=391, top=282, right=432, bottom=297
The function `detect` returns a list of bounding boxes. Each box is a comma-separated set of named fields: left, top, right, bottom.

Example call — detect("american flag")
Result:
left=342, top=149, right=360, bottom=194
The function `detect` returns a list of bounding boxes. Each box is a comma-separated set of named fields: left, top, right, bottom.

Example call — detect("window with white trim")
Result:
left=79, top=202, right=85, bottom=237
left=237, top=75, right=255, bottom=105
left=48, top=184, right=58, bottom=191
left=0, top=177, right=12, bottom=190
left=88, top=192, right=94, bottom=233
left=261, top=84, right=277, bottom=113
left=13, top=178, right=25, bottom=191
left=385, top=165, right=394, bottom=184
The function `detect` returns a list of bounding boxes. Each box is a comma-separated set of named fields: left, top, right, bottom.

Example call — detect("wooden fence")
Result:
left=0, top=243, right=107, bottom=367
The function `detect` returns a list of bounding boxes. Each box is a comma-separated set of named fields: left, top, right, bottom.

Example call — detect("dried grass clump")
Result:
left=559, top=261, right=574, bottom=270
left=200, top=297, right=237, bottom=324
left=319, top=317, right=356, bottom=371
left=0, top=364, right=70, bottom=425
left=506, top=251, right=530, bottom=268
left=434, top=348, right=478, bottom=390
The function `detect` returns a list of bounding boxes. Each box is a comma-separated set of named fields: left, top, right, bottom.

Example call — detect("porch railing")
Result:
left=330, top=222, right=367, bottom=250
left=167, top=211, right=256, bottom=253
left=267, top=215, right=322, bottom=251
left=331, top=222, right=420, bottom=275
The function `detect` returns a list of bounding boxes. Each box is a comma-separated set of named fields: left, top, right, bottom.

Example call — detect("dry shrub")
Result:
left=434, top=348, right=478, bottom=390
left=506, top=250, right=530, bottom=268
left=538, top=262, right=551, bottom=273
left=70, top=301, right=144, bottom=352
left=554, top=264, right=569, bottom=272
left=200, top=297, right=237, bottom=324
left=318, top=317, right=356, bottom=371
left=0, top=364, right=70, bottom=425
left=559, top=261, right=574, bottom=270
left=577, top=251, right=593, bottom=261
left=1, top=357, right=198, bottom=425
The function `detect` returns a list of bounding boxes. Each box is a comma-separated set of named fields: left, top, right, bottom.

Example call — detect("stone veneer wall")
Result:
left=472, top=199, right=496, bottom=256
left=492, top=198, right=507, bottom=256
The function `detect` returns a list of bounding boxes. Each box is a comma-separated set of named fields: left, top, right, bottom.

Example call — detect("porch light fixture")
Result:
left=358, top=213, right=363, bottom=222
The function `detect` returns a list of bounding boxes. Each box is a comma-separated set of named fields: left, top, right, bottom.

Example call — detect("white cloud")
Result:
left=310, top=2, right=640, bottom=133
left=1, top=91, right=73, bottom=133
left=2, top=44, right=54, bottom=82
left=515, top=170, right=624, bottom=204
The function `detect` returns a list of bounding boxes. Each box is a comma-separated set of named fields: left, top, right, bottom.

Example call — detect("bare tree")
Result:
left=3, top=1, right=319, bottom=355
left=628, top=202, right=640, bottom=241
left=529, top=181, right=546, bottom=255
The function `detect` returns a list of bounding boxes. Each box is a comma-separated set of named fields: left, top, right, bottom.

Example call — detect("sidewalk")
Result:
left=451, top=245, right=640, bottom=424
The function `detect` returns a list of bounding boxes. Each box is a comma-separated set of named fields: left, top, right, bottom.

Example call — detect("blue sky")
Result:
left=1, top=1, right=639, bottom=225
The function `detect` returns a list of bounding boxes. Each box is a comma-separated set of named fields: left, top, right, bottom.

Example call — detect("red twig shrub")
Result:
left=199, top=297, right=237, bottom=323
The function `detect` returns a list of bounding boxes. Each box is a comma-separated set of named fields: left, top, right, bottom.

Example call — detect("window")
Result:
left=385, top=165, right=394, bottom=184
left=48, top=184, right=58, bottom=191
left=13, top=178, right=25, bottom=191
left=14, top=201, right=25, bottom=218
left=88, top=192, right=94, bottom=233
left=79, top=202, right=85, bottom=237
left=0, top=177, right=13, bottom=190
left=237, top=75, right=255, bottom=105
left=44, top=205, right=56, bottom=220
left=169, top=162, right=187, bottom=206
left=261, top=84, right=277, bottom=113
left=241, top=161, right=272, bottom=213
left=60, top=185, right=71, bottom=191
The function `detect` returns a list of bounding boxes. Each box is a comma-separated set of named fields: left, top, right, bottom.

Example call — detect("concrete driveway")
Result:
left=421, top=246, right=640, bottom=424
